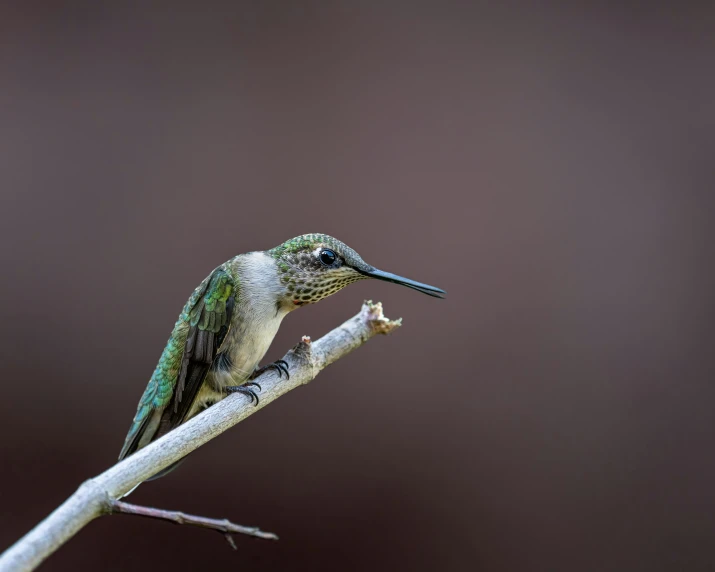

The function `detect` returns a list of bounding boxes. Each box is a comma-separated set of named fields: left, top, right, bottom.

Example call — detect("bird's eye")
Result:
left=319, top=249, right=337, bottom=266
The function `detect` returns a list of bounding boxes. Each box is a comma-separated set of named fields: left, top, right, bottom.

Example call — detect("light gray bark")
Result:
left=0, top=302, right=401, bottom=572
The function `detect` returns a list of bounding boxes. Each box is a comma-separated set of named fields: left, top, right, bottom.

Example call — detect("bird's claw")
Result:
left=250, top=359, right=290, bottom=380
left=274, top=360, right=290, bottom=379
left=231, top=361, right=289, bottom=406
left=225, top=384, right=261, bottom=406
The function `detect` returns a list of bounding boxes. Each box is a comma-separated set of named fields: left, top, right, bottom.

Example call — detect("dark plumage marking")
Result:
left=212, top=351, right=233, bottom=373
left=216, top=296, right=234, bottom=348
left=156, top=269, right=235, bottom=437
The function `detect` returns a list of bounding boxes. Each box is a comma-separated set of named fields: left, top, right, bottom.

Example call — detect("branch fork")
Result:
left=0, top=301, right=401, bottom=572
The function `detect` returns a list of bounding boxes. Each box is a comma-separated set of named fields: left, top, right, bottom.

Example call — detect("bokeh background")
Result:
left=1, top=2, right=714, bottom=571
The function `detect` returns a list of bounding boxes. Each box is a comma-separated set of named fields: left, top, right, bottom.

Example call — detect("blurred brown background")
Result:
left=1, top=2, right=714, bottom=571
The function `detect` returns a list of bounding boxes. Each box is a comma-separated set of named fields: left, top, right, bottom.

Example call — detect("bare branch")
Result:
left=109, top=499, right=279, bottom=543
left=0, top=302, right=400, bottom=572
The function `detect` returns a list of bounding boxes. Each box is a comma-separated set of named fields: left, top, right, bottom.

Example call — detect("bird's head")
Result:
left=268, top=233, right=445, bottom=307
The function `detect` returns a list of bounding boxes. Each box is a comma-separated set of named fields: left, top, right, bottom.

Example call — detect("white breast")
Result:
left=187, top=252, right=291, bottom=417
left=218, top=251, right=290, bottom=385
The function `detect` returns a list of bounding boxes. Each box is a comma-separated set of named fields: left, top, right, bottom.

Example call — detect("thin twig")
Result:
left=110, top=500, right=278, bottom=545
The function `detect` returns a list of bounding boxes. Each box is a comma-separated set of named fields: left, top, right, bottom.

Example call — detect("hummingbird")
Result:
left=118, top=233, right=445, bottom=478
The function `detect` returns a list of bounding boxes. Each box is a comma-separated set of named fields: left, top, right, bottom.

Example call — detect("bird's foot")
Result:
left=227, top=361, right=289, bottom=406
left=250, top=359, right=290, bottom=380
left=225, top=382, right=262, bottom=406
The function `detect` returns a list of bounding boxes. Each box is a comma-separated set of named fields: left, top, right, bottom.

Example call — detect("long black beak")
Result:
left=358, top=268, right=446, bottom=299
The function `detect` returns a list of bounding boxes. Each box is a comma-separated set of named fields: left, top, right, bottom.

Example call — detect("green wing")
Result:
left=118, top=267, right=236, bottom=461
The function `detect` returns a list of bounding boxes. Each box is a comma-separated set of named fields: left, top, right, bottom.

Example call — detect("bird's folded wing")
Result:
left=118, top=267, right=236, bottom=460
